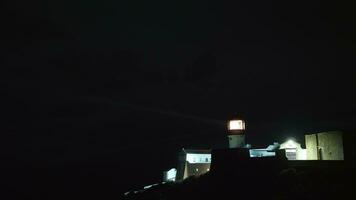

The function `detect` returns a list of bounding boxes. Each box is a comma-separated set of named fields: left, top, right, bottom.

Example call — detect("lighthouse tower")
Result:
left=227, top=118, right=246, bottom=148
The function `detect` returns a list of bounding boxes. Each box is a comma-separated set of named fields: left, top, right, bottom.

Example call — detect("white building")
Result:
left=279, top=140, right=307, bottom=160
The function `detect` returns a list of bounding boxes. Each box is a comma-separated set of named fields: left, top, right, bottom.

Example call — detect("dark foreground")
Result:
left=124, top=161, right=355, bottom=200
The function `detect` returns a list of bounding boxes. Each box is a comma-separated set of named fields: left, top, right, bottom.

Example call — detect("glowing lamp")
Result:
left=286, top=139, right=297, bottom=148
left=228, top=119, right=246, bottom=132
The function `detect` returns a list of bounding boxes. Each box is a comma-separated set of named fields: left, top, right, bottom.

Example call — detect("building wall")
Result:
left=305, top=134, right=318, bottom=160
left=296, top=149, right=307, bottom=160
left=176, top=149, right=211, bottom=181
left=176, top=152, right=187, bottom=181
left=163, top=168, right=177, bottom=182
left=305, top=131, right=344, bottom=160
left=280, top=141, right=306, bottom=160
left=183, top=162, right=189, bottom=179
left=185, top=163, right=210, bottom=178
left=318, top=131, right=344, bottom=160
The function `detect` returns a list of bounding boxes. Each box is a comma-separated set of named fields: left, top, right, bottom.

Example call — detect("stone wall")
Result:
left=305, top=131, right=344, bottom=160
left=318, top=131, right=344, bottom=160
left=305, top=134, right=318, bottom=160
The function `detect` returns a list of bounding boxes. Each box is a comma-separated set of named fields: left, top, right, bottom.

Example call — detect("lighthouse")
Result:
left=227, top=118, right=246, bottom=148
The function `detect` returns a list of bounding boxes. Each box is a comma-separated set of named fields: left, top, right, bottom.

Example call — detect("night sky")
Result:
left=1, top=0, right=356, bottom=198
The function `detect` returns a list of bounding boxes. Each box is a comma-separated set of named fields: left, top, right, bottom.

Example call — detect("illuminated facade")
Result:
left=249, top=143, right=279, bottom=158
left=163, top=168, right=177, bottom=182
left=130, top=130, right=352, bottom=197
left=279, top=140, right=307, bottom=160
left=164, top=131, right=349, bottom=182
left=176, top=149, right=211, bottom=181
left=305, top=131, right=344, bottom=160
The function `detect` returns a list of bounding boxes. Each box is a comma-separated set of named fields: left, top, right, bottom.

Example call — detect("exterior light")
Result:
left=286, top=139, right=296, bottom=148
left=228, top=119, right=246, bottom=131
left=280, top=139, right=304, bottom=160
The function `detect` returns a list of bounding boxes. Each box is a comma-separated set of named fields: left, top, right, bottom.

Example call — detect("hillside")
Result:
left=124, top=161, right=355, bottom=200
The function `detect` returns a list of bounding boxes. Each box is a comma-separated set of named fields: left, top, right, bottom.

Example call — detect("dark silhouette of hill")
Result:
left=123, top=160, right=355, bottom=200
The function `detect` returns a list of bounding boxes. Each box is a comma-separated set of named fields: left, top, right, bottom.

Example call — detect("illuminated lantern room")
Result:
left=228, top=119, right=246, bottom=132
